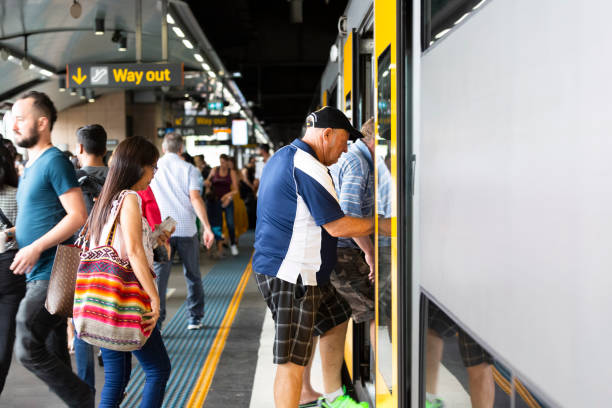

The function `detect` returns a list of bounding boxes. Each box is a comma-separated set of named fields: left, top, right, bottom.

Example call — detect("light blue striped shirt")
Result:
left=329, top=139, right=374, bottom=248
left=377, top=157, right=392, bottom=247
left=150, top=152, right=204, bottom=237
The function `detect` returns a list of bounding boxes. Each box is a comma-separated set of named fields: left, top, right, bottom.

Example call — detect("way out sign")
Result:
left=66, top=63, right=183, bottom=88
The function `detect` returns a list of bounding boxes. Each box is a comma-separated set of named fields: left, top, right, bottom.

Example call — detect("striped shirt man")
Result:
left=329, top=139, right=374, bottom=248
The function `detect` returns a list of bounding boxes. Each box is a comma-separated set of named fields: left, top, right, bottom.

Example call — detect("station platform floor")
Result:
left=0, top=231, right=514, bottom=408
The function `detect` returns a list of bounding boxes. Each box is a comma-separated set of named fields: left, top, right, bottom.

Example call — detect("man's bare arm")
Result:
left=323, top=216, right=373, bottom=238
left=11, top=187, right=86, bottom=275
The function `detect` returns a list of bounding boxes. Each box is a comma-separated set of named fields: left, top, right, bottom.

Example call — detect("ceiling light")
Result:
left=231, top=71, right=242, bottom=78
left=166, top=14, right=175, bottom=24
left=95, top=18, right=105, bottom=35
left=473, top=0, right=486, bottom=10
left=78, top=88, right=86, bottom=100
left=40, top=69, right=54, bottom=77
left=70, top=88, right=77, bottom=96
left=172, top=27, right=185, bottom=38
left=208, top=71, right=216, bottom=78
left=118, top=35, right=127, bottom=52
left=70, top=0, right=82, bottom=19
left=182, top=39, right=193, bottom=49
left=454, top=13, right=469, bottom=25
left=201, top=63, right=210, bottom=71
left=184, top=93, right=189, bottom=98
left=194, top=54, right=203, bottom=62
left=434, top=28, right=451, bottom=40
left=59, top=77, right=66, bottom=91
left=86, top=89, right=95, bottom=103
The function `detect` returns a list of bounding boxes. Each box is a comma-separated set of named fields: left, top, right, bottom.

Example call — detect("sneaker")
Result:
left=230, top=244, right=239, bottom=256
left=425, top=397, right=445, bottom=408
left=187, top=318, right=203, bottom=330
left=317, top=394, right=368, bottom=408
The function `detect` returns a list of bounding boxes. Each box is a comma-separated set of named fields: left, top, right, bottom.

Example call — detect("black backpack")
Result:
left=76, top=169, right=105, bottom=215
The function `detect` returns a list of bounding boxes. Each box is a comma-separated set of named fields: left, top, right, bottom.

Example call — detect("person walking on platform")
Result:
left=253, top=107, right=373, bottom=408
left=86, top=136, right=171, bottom=408
left=205, top=154, right=240, bottom=257
left=0, top=143, right=24, bottom=395
left=70, top=124, right=109, bottom=395
left=8, top=91, right=93, bottom=407
left=150, top=132, right=214, bottom=330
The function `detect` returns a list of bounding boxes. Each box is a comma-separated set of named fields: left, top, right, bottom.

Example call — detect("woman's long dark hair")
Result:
left=0, top=143, right=18, bottom=190
left=88, top=136, right=159, bottom=245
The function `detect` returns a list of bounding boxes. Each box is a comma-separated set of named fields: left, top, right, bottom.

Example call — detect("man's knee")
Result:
left=466, top=362, right=492, bottom=380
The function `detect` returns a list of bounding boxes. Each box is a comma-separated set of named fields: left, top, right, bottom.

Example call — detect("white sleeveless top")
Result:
left=94, top=190, right=154, bottom=268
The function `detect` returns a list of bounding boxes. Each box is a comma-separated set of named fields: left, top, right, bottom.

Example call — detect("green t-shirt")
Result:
left=16, top=147, right=79, bottom=281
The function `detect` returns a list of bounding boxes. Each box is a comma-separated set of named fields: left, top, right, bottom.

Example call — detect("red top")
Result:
left=137, top=186, right=162, bottom=230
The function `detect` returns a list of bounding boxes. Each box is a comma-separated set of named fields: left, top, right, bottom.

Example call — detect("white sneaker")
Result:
left=230, top=244, right=239, bottom=256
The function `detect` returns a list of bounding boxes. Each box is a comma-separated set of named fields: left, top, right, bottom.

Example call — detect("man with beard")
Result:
left=6, top=91, right=92, bottom=407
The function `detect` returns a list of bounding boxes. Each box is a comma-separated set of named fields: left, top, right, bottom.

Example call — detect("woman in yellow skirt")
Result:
left=222, top=156, right=248, bottom=244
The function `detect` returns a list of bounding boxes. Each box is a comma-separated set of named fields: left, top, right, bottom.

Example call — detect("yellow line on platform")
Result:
left=186, top=261, right=253, bottom=407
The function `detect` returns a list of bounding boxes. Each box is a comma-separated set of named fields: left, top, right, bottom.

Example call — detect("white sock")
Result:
left=324, top=387, right=343, bottom=402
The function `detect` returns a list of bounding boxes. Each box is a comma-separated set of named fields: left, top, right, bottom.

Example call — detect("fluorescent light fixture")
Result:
left=166, top=14, right=175, bottom=24
left=455, top=12, right=469, bottom=25
left=95, top=18, right=105, bottom=35
left=184, top=93, right=189, bottom=98
left=194, top=53, right=203, bottom=62
left=434, top=28, right=451, bottom=40
left=40, top=69, right=54, bottom=77
left=382, top=70, right=389, bottom=78
left=201, top=63, right=210, bottom=71
left=118, top=35, right=127, bottom=51
left=172, top=27, right=185, bottom=38
left=473, top=0, right=486, bottom=9
left=70, top=88, right=77, bottom=96
left=182, top=39, right=194, bottom=49
left=208, top=71, right=216, bottom=78
left=29, top=64, right=38, bottom=70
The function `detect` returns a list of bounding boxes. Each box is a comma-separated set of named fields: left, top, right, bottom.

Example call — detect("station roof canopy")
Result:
left=0, top=0, right=268, bottom=141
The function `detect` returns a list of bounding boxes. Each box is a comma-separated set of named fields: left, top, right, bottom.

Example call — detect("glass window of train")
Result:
left=422, top=0, right=486, bottom=50
left=376, top=142, right=393, bottom=393
left=377, top=46, right=391, bottom=140
left=422, top=297, right=515, bottom=408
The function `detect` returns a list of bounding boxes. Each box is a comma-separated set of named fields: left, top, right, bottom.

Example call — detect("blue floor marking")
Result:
left=121, top=234, right=254, bottom=408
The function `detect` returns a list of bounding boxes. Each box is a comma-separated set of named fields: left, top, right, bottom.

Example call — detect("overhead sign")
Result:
left=174, top=116, right=230, bottom=127
left=66, top=63, right=183, bottom=88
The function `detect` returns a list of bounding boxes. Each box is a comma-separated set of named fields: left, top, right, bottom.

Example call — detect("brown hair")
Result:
left=88, top=136, right=159, bottom=244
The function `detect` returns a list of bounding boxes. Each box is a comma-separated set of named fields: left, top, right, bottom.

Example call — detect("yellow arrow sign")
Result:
left=72, top=67, right=87, bottom=85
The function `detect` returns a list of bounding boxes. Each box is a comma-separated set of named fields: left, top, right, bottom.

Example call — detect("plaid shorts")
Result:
left=428, top=302, right=494, bottom=367
left=330, top=248, right=375, bottom=324
left=255, top=273, right=352, bottom=366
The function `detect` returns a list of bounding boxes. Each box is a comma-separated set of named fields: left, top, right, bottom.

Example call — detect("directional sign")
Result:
left=66, top=63, right=183, bottom=88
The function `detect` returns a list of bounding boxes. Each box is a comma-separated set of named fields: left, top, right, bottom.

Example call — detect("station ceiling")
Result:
left=0, top=0, right=347, bottom=145
left=189, top=0, right=348, bottom=145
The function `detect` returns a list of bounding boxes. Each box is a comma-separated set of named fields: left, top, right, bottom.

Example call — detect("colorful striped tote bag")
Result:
left=73, top=193, right=152, bottom=351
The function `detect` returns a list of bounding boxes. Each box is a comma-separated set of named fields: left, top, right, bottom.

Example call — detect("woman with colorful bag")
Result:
left=73, top=136, right=170, bottom=407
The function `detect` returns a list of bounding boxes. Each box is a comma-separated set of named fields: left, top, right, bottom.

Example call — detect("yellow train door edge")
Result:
left=374, top=0, right=398, bottom=407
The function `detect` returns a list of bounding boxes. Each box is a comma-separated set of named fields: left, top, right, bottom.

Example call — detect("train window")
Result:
left=377, top=46, right=391, bottom=140
left=422, top=0, right=485, bottom=51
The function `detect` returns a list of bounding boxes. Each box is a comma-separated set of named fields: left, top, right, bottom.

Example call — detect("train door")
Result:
left=374, top=0, right=413, bottom=407
left=341, top=8, right=378, bottom=405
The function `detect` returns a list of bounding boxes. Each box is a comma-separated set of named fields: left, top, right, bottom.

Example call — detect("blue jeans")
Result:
left=154, top=234, right=204, bottom=324
left=73, top=329, right=95, bottom=392
left=208, top=200, right=236, bottom=244
left=15, top=280, right=94, bottom=407
left=99, top=328, right=171, bottom=408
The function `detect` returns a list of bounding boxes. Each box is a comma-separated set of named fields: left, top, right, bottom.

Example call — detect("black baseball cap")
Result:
left=305, top=106, right=363, bottom=141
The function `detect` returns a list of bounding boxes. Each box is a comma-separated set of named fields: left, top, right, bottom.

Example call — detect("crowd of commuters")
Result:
left=0, top=90, right=492, bottom=408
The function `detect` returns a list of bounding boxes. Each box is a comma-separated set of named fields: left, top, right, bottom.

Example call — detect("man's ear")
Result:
left=38, top=116, right=49, bottom=133
left=77, top=143, right=84, bottom=154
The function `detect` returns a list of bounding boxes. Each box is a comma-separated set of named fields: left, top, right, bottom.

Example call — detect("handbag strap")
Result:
left=0, top=207, right=13, bottom=228
left=105, top=190, right=132, bottom=247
